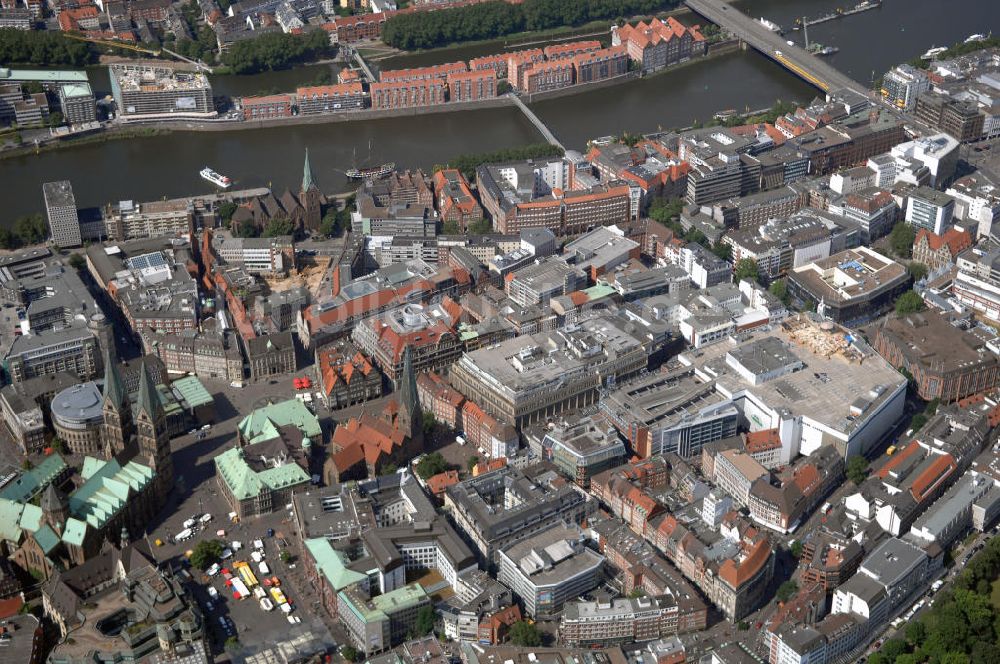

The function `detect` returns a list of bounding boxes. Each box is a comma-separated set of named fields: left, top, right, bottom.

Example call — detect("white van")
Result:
left=175, top=528, right=193, bottom=541
left=258, top=561, right=270, bottom=575
left=200, top=513, right=212, bottom=524
left=456, top=435, right=466, bottom=446
left=182, top=518, right=196, bottom=530
left=207, top=586, right=219, bottom=600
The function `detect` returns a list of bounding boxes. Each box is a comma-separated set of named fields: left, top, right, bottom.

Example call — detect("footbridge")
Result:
left=509, top=93, right=565, bottom=150
left=685, top=0, right=868, bottom=95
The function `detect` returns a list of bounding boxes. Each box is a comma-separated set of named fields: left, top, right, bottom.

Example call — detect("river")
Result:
left=3, top=0, right=998, bottom=221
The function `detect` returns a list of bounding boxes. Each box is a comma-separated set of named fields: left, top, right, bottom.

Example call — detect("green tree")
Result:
left=50, top=437, right=66, bottom=454
left=224, top=637, right=241, bottom=652
left=908, top=261, right=929, bottom=282
left=769, top=278, right=790, bottom=305
left=776, top=580, right=798, bottom=602
left=67, top=253, right=86, bottom=270
left=846, top=455, right=868, bottom=485
left=0, top=29, right=94, bottom=67
left=712, top=242, right=732, bottom=262
left=190, top=539, right=223, bottom=570
left=509, top=620, right=542, bottom=647
left=468, top=219, right=493, bottom=234
left=444, top=143, right=563, bottom=180
left=233, top=222, right=260, bottom=238
left=684, top=228, right=708, bottom=246
left=628, top=588, right=646, bottom=598
left=867, top=655, right=887, bottom=664
left=906, top=620, right=927, bottom=646
left=415, top=452, right=449, bottom=480
left=279, top=549, right=291, bottom=563
left=881, top=639, right=907, bottom=662
left=467, top=455, right=479, bottom=472
left=342, top=646, right=361, bottom=662
left=896, top=291, right=926, bottom=316
left=263, top=216, right=295, bottom=238
left=442, top=220, right=461, bottom=235
left=890, top=222, right=916, bottom=258
left=13, top=213, right=48, bottom=245
left=790, top=540, right=804, bottom=559
left=734, top=258, right=760, bottom=284
left=217, top=201, right=237, bottom=223
left=221, top=30, right=333, bottom=74
left=46, top=111, right=64, bottom=128
left=910, top=413, right=928, bottom=432
left=21, top=459, right=32, bottom=470
left=413, top=605, right=436, bottom=636
left=422, top=411, right=436, bottom=434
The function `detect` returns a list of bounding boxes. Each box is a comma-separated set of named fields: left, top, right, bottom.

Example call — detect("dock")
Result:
left=508, top=93, right=564, bottom=150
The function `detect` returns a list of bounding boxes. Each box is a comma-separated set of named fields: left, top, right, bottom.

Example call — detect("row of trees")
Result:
left=436, top=142, right=564, bottom=179
left=221, top=30, right=334, bottom=75
left=0, top=28, right=93, bottom=67
left=0, top=214, right=49, bottom=250
left=869, top=535, right=1000, bottom=664
left=382, top=0, right=676, bottom=50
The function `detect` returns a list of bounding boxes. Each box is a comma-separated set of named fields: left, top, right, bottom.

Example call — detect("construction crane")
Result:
left=61, top=32, right=161, bottom=56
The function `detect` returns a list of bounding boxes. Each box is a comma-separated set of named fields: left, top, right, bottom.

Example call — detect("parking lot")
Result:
left=145, top=372, right=343, bottom=658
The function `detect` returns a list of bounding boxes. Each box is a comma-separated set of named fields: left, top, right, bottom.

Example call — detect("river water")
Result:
left=4, top=0, right=999, bottom=220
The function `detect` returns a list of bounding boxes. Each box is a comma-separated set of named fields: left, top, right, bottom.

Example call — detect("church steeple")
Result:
left=102, top=346, right=126, bottom=408
left=397, top=346, right=421, bottom=437
left=101, top=348, right=132, bottom=460
left=42, top=483, right=68, bottom=534
left=136, top=360, right=163, bottom=422
left=302, top=148, right=315, bottom=193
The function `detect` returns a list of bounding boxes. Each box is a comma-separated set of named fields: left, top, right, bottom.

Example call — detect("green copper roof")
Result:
left=81, top=457, right=108, bottom=481
left=303, top=148, right=315, bottom=192
left=19, top=503, right=42, bottom=533
left=68, top=458, right=154, bottom=533
left=340, top=583, right=428, bottom=624
left=215, top=447, right=264, bottom=501
left=215, top=447, right=308, bottom=499
left=34, top=524, right=60, bottom=555
left=102, top=348, right=126, bottom=408
left=237, top=399, right=321, bottom=445
left=258, top=463, right=309, bottom=491
left=62, top=518, right=87, bottom=547
left=0, top=500, right=24, bottom=543
left=582, top=284, right=617, bottom=301
left=171, top=376, right=214, bottom=409
left=0, top=454, right=67, bottom=503
left=305, top=538, right=367, bottom=591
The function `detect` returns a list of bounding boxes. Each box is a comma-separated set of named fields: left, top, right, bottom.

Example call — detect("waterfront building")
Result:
left=296, top=83, right=366, bottom=113
left=102, top=198, right=194, bottom=242
left=370, top=79, right=446, bottom=110
left=881, top=64, right=931, bottom=112
left=517, top=59, right=574, bottom=94
left=57, top=82, right=96, bottom=124
left=611, top=17, right=706, bottom=73
left=572, top=46, right=629, bottom=84
left=543, top=40, right=602, bottom=60
left=241, top=93, right=293, bottom=120
left=0, top=7, right=31, bottom=28
left=42, top=181, right=81, bottom=248
left=447, top=69, right=496, bottom=102
left=109, top=64, right=215, bottom=120
left=13, top=91, right=47, bottom=126
left=381, top=62, right=467, bottom=83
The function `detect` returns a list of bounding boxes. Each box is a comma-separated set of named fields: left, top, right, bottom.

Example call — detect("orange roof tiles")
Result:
left=877, top=440, right=922, bottom=479
left=297, top=83, right=364, bottom=97
left=915, top=227, right=973, bottom=259
left=718, top=537, right=770, bottom=589
left=744, top=428, right=781, bottom=453
left=427, top=470, right=460, bottom=495
left=909, top=453, right=956, bottom=503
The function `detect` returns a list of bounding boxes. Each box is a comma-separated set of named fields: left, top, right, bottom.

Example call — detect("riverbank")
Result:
left=0, top=126, right=172, bottom=161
